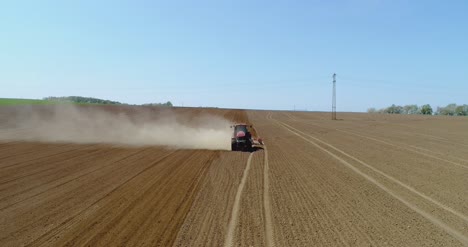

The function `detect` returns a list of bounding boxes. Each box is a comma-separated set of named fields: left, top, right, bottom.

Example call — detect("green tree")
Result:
left=142, top=101, right=173, bottom=107
left=403, top=104, right=419, bottom=114
left=420, top=104, right=433, bottom=115
left=385, top=104, right=403, bottom=114
left=437, top=103, right=457, bottom=115
left=43, top=96, right=122, bottom=105
left=455, top=105, right=468, bottom=116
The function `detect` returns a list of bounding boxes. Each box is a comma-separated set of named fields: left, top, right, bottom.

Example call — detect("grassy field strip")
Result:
left=273, top=119, right=468, bottom=245
left=0, top=98, right=53, bottom=105
left=224, top=152, right=254, bottom=247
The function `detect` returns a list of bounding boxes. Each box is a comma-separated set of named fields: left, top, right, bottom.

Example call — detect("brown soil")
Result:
left=0, top=106, right=466, bottom=246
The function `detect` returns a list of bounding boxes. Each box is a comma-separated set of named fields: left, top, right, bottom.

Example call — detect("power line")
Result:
left=332, top=73, right=336, bottom=120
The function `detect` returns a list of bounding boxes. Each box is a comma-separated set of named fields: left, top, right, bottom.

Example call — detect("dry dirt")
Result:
left=0, top=106, right=467, bottom=246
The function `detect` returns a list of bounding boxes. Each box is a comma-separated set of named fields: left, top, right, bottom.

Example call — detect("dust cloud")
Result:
left=0, top=105, right=232, bottom=150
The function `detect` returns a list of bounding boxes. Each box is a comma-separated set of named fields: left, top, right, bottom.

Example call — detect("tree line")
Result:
left=44, top=96, right=173, bottom=107
left=368, top=103, right=468, bottom=116
left=44, top=96, right=122, bottom=105
left=142, top=101, right=173, bottom=107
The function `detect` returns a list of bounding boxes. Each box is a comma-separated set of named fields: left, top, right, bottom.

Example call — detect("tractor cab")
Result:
left=231, top=123, right=253, bottom=151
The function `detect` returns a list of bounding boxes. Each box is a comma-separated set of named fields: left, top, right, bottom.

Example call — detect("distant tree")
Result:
left=370, top=103, right=468, bottom=116
left=367, top=107, right=377, bottom=113
left=396, top=105, right=404, bottom=114
left=455, top=105, right=468, bottom=116
left=383, top=105, right=392, bottom=114
left=142, top=101, right=173, bottom=107
left=420, top=104, right=433, bottom=115
left=445, top=103, right=457, bottom=115
left=44, top=96, right=122, bottom=105
left=436, top=103, right=457, bottom=115
left=403, top=104, right=419, bottom=114
left=384, top=104, right=403, bottom=114
left=402, top=105, right=410, bottom=114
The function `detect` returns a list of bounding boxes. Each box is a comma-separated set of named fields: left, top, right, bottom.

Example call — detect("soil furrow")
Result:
left=224, top=152, right=254, bottom=247
left=276, top=119, right=468, bottom=245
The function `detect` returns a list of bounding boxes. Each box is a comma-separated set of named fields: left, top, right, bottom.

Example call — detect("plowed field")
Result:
left=1, top=106, right=467, bottom=246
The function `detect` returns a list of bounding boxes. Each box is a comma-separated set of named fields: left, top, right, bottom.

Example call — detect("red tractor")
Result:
left=231, top=123, right=263, bottom=151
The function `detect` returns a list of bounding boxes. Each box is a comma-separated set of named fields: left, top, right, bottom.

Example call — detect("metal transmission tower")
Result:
left=332, top=73, right=337, bottom=120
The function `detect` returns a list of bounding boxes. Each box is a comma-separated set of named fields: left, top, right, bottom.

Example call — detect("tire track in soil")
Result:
left=276, top=138, right=372, bottom=244
left=337, top=128, right=468, bottom=169
left=0, top=107, right=252, bottom=246
left=294, top=118, right=468, bottom=168
left=384, top=122, right=468, bottom=148
left=279, top=120, right=468, bottom=222
left=282, top=117, right=468, bottom=213
left=261, top=113, right=372, bottom=245
left=288, top=113, right=468, bottom=149
left=275, top=119, right=468, bottom=245
left=224, top=152, right=254, bottom=247
left=262, top=146, right=274, bottom=247
left=172, top=152, right=249, bottom=247
left=283, top=117, right=468, bottom=208
left=252, top=122, right=274, bottom=247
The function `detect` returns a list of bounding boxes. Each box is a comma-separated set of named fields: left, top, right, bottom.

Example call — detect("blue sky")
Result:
left=1, top=0, right=467, bottom=111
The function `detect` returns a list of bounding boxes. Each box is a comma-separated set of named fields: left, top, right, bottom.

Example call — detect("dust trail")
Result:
left=0, top=105, right=232, bottom=150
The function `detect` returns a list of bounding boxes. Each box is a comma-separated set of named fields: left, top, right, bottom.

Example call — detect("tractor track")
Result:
left=253, top=123, right=274, bottom=247
left=274, top=118, right=468, bottom=245
left=277, top=120, right=468, bottom=221
left=1, top=106, right=466, bottom=246
left=294, top=118, right=468, bottom=168
left=281, top=117, right=468, bottom=211
left=262, top=145, right=274, bottom=247
left=336, top=128, right=468, bottom=169
left=224, top=152, right=254, bottom=247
